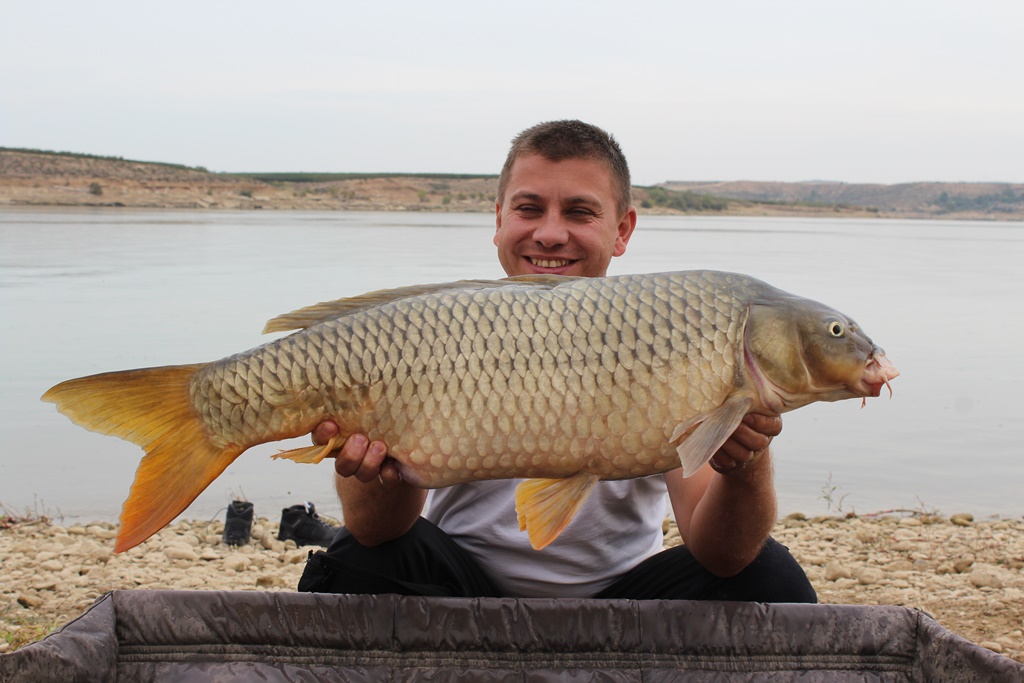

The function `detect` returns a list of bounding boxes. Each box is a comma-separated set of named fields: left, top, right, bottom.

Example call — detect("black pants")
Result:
left=298, top=518, right=817, bottom=603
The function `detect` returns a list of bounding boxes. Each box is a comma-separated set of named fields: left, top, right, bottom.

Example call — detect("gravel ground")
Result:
left=2, top=512, right=1022, bottom=665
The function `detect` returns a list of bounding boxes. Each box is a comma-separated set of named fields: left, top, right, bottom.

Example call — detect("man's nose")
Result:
left=532, top=214, right=569, bottom=246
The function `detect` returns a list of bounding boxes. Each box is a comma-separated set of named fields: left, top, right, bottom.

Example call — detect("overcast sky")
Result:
left=2, top=1, right=1021, bottom=185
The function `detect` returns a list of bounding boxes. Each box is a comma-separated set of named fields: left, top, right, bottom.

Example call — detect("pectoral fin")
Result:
left=514, top=472, right=601, bottom=550
left=671, top=397, right=754, bottom=477
left=273, top=436, right=340, bottom=464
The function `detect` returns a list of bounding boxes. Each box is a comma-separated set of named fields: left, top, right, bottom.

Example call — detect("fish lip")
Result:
left=861, top=352, right=899, bottom=398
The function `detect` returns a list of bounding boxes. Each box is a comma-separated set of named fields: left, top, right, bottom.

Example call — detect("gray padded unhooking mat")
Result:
left=2, top=590, right=1022, bottom=681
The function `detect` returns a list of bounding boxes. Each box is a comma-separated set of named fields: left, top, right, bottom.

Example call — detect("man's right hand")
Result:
left=316, top=421, right=424, bottom=546
left=312, top=421, right=402, bottom=484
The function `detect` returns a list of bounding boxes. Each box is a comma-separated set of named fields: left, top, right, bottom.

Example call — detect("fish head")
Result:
left=743, top=297, right=899, bottom=413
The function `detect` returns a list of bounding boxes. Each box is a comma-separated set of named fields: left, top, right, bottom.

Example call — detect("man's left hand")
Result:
left=708, top=414, right=782, bottom=475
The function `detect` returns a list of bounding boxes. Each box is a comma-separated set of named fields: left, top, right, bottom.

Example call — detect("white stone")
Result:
left=824, top=561, right=852, bottom=581
left=969, top=569, right=1004, bottom=589
left=223, top=554, right=252, bottom=572
left=856, top=567, right=885, bottom=585
left=31, top=578, right=58, bottom=592
left=89, top=547, right=113, bottom=564
left=950, top=513, right=974, bottom=526
left=284, top=549, right=308, bottom=565
left=87, top=525, right=117, bottom=538
left=164, top=547, right=199, bottom=562
left=178, top=534, right=201, bottom=547
left=256, top=575, right=288, bottom=589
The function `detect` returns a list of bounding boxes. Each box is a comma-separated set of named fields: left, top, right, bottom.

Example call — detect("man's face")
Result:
left=494, top=154, right=637, bottom=278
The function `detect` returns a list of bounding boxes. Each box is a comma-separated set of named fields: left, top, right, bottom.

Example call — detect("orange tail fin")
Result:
left=42, top=364, right=243, bottom=552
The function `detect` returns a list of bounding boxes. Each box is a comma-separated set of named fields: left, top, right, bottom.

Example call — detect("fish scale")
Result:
left=188, top=272, right=745, bottom=487
left=43, top=269, right=899, bottom=552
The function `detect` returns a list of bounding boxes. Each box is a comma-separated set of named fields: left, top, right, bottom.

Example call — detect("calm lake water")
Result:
left=2, top=207, right=1022, bottom=524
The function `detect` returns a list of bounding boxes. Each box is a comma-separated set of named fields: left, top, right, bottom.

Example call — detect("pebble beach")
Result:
left=1, top=511, right=1022, bottom=664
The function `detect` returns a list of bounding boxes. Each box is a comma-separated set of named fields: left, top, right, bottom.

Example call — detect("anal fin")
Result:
left=514, top=472, right=600, bottom=550
left=273, top=435, right=339, bottom=464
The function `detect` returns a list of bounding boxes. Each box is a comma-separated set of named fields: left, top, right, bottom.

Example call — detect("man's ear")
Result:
left=612, top=206, right=638, bottom=256
left=493, top=201, right=502, bottom=246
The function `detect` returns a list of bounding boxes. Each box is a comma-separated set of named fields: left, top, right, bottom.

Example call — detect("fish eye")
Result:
left=827, top=321, right=845, bottom=337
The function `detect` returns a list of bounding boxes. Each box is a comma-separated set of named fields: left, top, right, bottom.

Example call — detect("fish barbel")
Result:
left=43, top=270, right=899, bottom=552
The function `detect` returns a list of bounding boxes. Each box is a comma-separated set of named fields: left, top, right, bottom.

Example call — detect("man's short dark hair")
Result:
left=496, top=120, right=632, bottom=217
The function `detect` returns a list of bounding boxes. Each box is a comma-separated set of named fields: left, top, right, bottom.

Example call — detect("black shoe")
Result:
left=223, top=500, right=253, bottom=546
left=278, top=501, right=338, bottom=547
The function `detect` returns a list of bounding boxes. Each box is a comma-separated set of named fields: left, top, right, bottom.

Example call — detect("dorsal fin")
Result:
left=262, top=274, right=579, bottom=334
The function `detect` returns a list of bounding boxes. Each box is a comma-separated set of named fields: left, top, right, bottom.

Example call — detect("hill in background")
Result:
left=663, top=180, right=1024, bottom=219
left=1, top=148, right=1021, bottom=220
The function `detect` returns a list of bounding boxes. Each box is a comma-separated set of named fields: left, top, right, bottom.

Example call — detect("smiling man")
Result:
left=494, top=153, right=635, bottom=278
left=297, top=120, right=816, bottom=602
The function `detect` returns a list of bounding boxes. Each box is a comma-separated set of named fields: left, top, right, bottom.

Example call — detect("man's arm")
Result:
left=666, top=414, right=782, bottom=577
left=312, top=422, right=426, bottom=547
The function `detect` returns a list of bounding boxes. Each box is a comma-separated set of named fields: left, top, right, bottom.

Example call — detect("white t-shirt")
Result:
left=424, top=476, right=669, bottom=598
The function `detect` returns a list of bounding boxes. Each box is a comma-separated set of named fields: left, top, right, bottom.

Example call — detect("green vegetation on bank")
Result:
left=1, top=148, right=497, bottom=186
left=639, top=185, right=730, bottom=212
left=733, top=196, right=880, bottom=214
left=0, top=147, right=212, bottom=174
left=934, top=188, right=1024, bottom=214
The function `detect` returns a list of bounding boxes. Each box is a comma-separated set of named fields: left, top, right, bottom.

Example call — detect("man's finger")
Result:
left=729, top=422, right=775, bottom=453
left=354, top=440, right=389, bottom=483
left=334, top=434, right=368, bottom=477
left=744, top=413, right=783, bottom=438
left=312, top=420, right=341, bottom=446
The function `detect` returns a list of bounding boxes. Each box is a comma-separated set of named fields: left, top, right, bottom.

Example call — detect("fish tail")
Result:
left=42, top=364, right=242, bottom=553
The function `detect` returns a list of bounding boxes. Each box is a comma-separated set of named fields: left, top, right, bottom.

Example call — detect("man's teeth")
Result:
left=531, top=258, right=570, bottom=268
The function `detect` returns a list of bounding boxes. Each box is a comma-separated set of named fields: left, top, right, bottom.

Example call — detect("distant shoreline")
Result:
left=2, top=148, right=1022, bottom=220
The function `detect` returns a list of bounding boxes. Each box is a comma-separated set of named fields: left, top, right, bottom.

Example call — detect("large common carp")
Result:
left=43, top=270, right=898, bottom=552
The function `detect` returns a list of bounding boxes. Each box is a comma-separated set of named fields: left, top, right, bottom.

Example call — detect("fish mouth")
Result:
left=860, top=352, right=900, bottom=405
